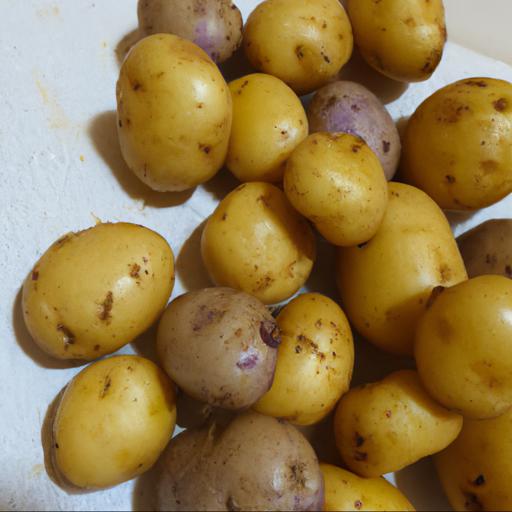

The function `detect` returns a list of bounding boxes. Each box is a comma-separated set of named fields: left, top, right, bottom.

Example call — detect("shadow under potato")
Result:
left=133, top=460, right=163, bottom=512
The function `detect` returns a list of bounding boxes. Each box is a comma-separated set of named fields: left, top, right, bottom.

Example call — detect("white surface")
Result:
left=0, top=1, right=511, bottom=511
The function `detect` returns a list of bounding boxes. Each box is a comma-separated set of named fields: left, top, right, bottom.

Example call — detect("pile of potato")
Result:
left=20, top=0, right=512, bottom=510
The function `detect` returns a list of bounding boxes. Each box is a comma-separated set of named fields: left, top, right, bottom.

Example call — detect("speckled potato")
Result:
left=52, top=355, right=176, bottom=490
left=117, top=34, right=232, bottom=191
left=157, top=411, right=324, bottom=511
left=401, top=77, right=512, bottom=210
left=333, top=370, right=463, bottom=478
left=284, top=133, right=388, bottom=247
left=243, top=0, right=353, bottom=95
left=347, top=0, right=446, bottom=82
left=415, top=275, right=512, bottom=419
left=201, top=182, right=316, bottom=305
left=336, top=182, right=467, bottom=355
left=227, top=73, right=308, bottom=182
left=138, top=0, right=243, bottom=63
left=254, top=293, right=354, bottom=425
left=22, top=223, right=174, bottom=361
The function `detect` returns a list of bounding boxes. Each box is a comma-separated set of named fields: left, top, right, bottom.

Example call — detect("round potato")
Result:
left=52, top=355, right=176, bottom=489
left=401, top=77, right=512, bottom=210
left=117, top=34, right=232, bottom=191
left=23, top=223, right=174, bottom=361
left=254, top=293, right=354, bottom=425
left=415, top=275, right=512, bottom=419
left=347, top=0, right=446, bottom=82
left=243, top=0, right=353, bottom=95
left=201, top=182, right=316, bottom=305
left=227, top=73, right=308, bottom=182
left=284, top=132, right=388, bottom=247
left=336, top=182, right=467, bottom=356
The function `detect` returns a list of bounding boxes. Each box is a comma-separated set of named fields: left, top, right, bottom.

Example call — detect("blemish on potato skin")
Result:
left=445, top=174, right=456, bottom=184
left=462, top=491, right=484, bottom=511
left=354, top=500, right=363, bottom=510
left=260, top=321, right=281, bottom=348
left=472, top=475, right=486, bottom=486
left=505, top=265, right=512, bottom=277
left=426, top=285, right=446, bottom=308
left=355, top=433, right=365, bottom=447
left=98, top=291, right=114, bottom=323
left=32, top=270, right=39, bottom=281
left=57, top=324, right=75, bottom=348
left=295, top=45, right=305, bottom=60
left=354, top=450, right=368, bottom=462
left=99, top=376, right=112, bottom=399
left=465, top=80, right=487, bottom=88
left=130, top=263, right=141, bottom=278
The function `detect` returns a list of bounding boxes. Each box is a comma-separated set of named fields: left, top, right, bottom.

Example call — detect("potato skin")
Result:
left=415, top=275, right=512, bottom=419
left=401, top=77, right=512, bottom=210
left=22, top=223, right=174, bottom=361
left=243, top=0, right=353, bottom=95
left=336, top=182, right=467, bottom=356
left=254, top=293, right=354, bottom=426
left=52, top=355, right=176, bottom=489
left=117, top=34, right=232, bottom=191
left=284, top=132, right=388, bottom=247
left=201, top=182, right=316, bottom=305
left=347, top=0, right=446, bottom=82
left=227, top=73, right=308, bottom=183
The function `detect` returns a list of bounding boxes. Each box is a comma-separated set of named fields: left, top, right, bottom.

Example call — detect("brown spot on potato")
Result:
left=480, top=160, right=498, bottom=173
left=99, top=376, right=112, bottom=398
left=355, top=433, right=365, bottom=447
left=32, top=270, right=39, bottom=281
left=315, top=319, right=322, bottom=328
left=354, top=451, right=368, bottom=462
left=493, top=98, right=508, bottom=111
left=260, top=321, right=281, bottom=348
left=192, top=305, right=225, bottom=332
left=472, top=475, right=486, bottom=486
left=297, top=334, right=325, bottom=360
left=486, top=253, right=497, bottom=265
left=385, top=410, right=392, bottom=418
left=445, top=174, right=456, bottom=184
left=295, top=45, right=305, bottom=60
left=354, top=501, right=363, bottom=510
left=295, top=345, right=302, bottom=354
left=465, top=80, right=487, bottom=88
left=426, top=285, right=446, bottom=308
left=199, top=143, right=211, bottom=154
left=351, top=144, right=362, bottom=153
left=132, top=82, right=142, bottom=91
left=98, top=291, right=114, bottom=323
left=463, top=491, right=484, bottom=511
left=57, top=324, right=75, bottom=347
left=505, top=265, right=512, bottom=277
left=130, top=263, right=141, bottom=278
left=289, top=462, right=307, bottom=487
left=382, top=140, right=390, bottom=153
left=94, top=344, right=100, bottom=351
left=438, top=264, right=452, bottom=283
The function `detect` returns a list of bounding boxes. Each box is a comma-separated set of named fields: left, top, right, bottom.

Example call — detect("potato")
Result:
left=254, top=293, right=354, bottom=425
left=457, top=219, right=512, bottom=279
left=307, top=81, right=401, bottom=181
left=201, top=182, right=316, bottom=305
left=227, top=73, right=308, bottom=182
left=321, top=463, right=415, bottom=512
left=22, top=223, right=174, bottom=361
left=52, top=355, right=176, bottom=489
left=347, top=0, right=446, bottom=82
left=435, top=407, right=512, bottom=512
left=336, top=182, right=467, bottom=356
left=117, top=34, right=232, bottom=192
left=138, top=0, right=243, bottom=63
left=243, top=0, right=353, bottom=95
left=415, top=275, right=512, bottom=419
left=401, top=77, right=512, bottom=210
left=333, top=370, right=463, bottom=478
left=284, top=132, right=388, bottom=247
left=157, top=411, right=324, bottom=511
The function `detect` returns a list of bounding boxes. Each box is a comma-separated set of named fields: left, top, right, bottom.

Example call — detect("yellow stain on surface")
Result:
left=31, top=464, right=44, bottom=477
left=80, top=155, right=85, bottom=162
left=37, top=4, right=60, bottom=18
left=34, top=73, right=71, bottom=130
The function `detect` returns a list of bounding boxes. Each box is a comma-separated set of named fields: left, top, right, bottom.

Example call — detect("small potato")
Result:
left=52, top=355, right=176, bottom=489
left=201, top=182, right=316, bottom=305
left=227, top=73, right=308, bottom=182
left=254, top=293, right=354, bottom=426
left=347, top=0, right=446, bottom=82
left=138, top=0, right=243, bottom=63
left=284, top=133, right=388, bottom=247
left=415, top=275, right=512, bottom=419
left=23, top=223, right=174, bottom=361
left=243, top=0, right=353, bottom=95
left=307, top=81, right=401, bottom=180
left=333, top=370, right=463, bottom=478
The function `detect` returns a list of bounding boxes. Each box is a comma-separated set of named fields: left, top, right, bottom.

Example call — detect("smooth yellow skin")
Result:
left=336, top=182, right=467, bottom=356
left=347, top=0, right=446, bottom=82
left=23, top=223, right=174, bottom=360
left=201, top=182, right=316, bottom=305
left=435, top=408, right=512, bottom=512
left=284, top=133, right=388, bottom=247
left=254, top=293, right=354, bottom=425
left=401, top=77, right=512, bottom=210
left=227, top=74, right=308, bottom=183
left=117, top=34, right=232, bottom=191
left=333, top=370, right=463, bottom=478
left=244, top=0, right=353, bottom=95
left=415, top=275, right=512, bottom=419
left=53, top=355, right=176, bottom=489
left=321, top=464, right=415, bottom=512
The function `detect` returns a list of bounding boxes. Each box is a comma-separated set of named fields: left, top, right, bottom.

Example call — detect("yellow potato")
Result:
left=201, top=182, right=316, bottom=304
left=23, top=223, right=174, bottom=360
left=336, top=182, right=467, bottom=356
left=347, top=0, right=446, bottom=82
left=333, top=370, right=463, bottom=478
left=415, top=275, right=512, bottom=419
left=227, top=73, right=308, bottom=183
left=52, top=355, right=176, bottom=489
left=243, top=0, right=353, bottom=95
left=401, top=77, right=512, bottom=210
left=117, top=34, right=232, bottom=191
left=254, top=293, right=354, bottom=425
left=284, top=133, right=388, bottom=247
